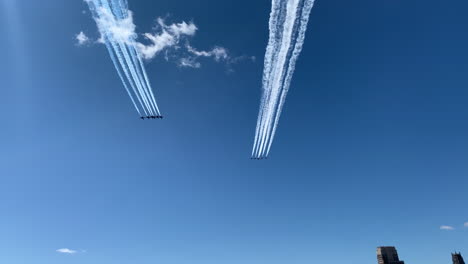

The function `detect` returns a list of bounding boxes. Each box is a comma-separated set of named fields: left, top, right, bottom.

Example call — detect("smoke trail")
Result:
left=117, top=40, right=154, bottom=115
left=252, top=0, right=287, bottom=157
left=88, top=0, right=148, bottom=114
left=111, top=39, right=149, bottom=116
left=258, top=0, right=301, bottom=157
left=106, top=0, right=160, bottom=115
left=97, top=0, right=154, bottom=115
left=89, top=2, right=144, bottom=114
left=104, top=36, right=141, bottom=115
left=128, top=44, right=159, bottom=114
left=253, top=0, right=292, bottom=158
left=85, top=0, right=162, bottom=118
left=266, top=0, right=315, bottom=156
left=133, top=46, right=161, bottom=114
left=258, top=0, right=303, bottom=157
left=112, top=0, right=161, bottom=116
left=256, top=0, right=299, bottom=157
left=252, top=0, right=316, bottom=159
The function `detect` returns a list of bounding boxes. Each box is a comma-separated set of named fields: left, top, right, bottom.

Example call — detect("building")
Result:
left=452, top=252, right=465, bottom=264
left=377, top=247, right=405, bottom=264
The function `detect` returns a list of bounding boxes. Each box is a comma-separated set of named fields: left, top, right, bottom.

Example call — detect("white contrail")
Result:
left=258, top=0, right=301, bottom=156
left=104, top=37, right=141, bottom=115
left=252, top=0, right=316, bottom=158
left=133, top=45, right=161, bottom=114
left=87, top=0, right=148, bottom=116
left=118, top=41, right=154, bottom=115
left=86, top=0, right=162, bottom=117
left=266, top=0, right=315, bottom=155
left=106, top=0, right=159, bottom=115
left=258, top=0, right=301, bottom=157
left=253, top=0, right=289, bottom=158
left=112, top=0, right=160, bottom=116
left=112, top=0, right=160, bottom=115
left=109, top=30, right=151, bottom=116
left=97, top=1, right=154, bottom=115
left=88, top=0, right=149, bottom=115
left=252, top=0, right=286, bottom=158
left=112, top=41, right=149, bottom=116
left=127, top=44, right=159, bottom=115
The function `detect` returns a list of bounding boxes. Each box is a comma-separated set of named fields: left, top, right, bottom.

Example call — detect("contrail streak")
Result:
left=258, top=0, right=300, bottom=158
left=99, top=0, right=154, bottom=115
left=252, top=0, right=286, bottom=157
left=253, top=0, right=289, bottom=158
left=103, top=36, right=141, bottom=115
left=86, top=0, right=162, bottom=119
left=251, top=0, right=282, bottom=157
left=104, top=0, right=158, bottom=115
left=252, top=0, right=316, bottom=159
left=266, top=0, right=315, bottom=156
left=87, top=0, right=146, bottom=116
left=111, top=40, right=149, bottom=116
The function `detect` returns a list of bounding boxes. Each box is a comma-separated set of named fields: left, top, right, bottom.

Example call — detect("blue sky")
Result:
left=0, top=0, right=467, bottom=263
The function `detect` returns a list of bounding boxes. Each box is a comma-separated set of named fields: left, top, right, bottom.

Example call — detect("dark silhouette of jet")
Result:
left=139, top=115, right=164, bottom=119
left=138, top=115, right=165, bottom=120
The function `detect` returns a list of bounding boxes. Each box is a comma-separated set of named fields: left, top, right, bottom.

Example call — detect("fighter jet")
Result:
left=140, top=117, right=145, bottom=120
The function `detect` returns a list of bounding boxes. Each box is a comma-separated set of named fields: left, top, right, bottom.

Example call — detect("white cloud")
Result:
left=464, top=222, right=468, bottom=227
left=187, top=45, right=229, bottom=62
left=167, top=20, right=197, bottom=36
left=440, top=225, right=455, bottom=231
left=81, top=3, right=252, bottom=69
left=56, top=248, right=77, bottom=254
left=137, top=31, right=176, bottom=60
left=178, top=57, right=201, bottom=68
left=96, top=35, right=105, bottom=44
left=137, top=18, right=197, bottom=60
left=76, top=31, right=90, bottom=45
left=94, top=7, right=137, bottom=44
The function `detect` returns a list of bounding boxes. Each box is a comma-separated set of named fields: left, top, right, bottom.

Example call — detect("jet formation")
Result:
left=85, top=0, right=163, bottom=120
left=85, top=0, right=318, bottom=158
left=140, top=116, right=163, bottom=120
left=251, top=0, right=316, bottom=160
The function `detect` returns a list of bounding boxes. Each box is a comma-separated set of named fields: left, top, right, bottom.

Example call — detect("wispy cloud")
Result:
left=94, top=7, right=137, bottom=44
left=187, top=45, right=229, bottom=62
left=136, top=18, right=197, bottom=60
left=78, top=2, right=252, bottom=70
left=180, top=44, right=255, bottom=71
left=178, top=57, right=201, bottom=68
left=76, top=31, right=90, bottom=46
left=56, top=248, right=78, bottom=254
left=464, top=222, right=468, bottom=228
left=440, top=225, right=455, bottom=231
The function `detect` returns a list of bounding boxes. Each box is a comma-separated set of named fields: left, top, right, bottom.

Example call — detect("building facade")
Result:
left=377, top=247, right=405, bottom=264
left=452, top=252, right=465, bottom=264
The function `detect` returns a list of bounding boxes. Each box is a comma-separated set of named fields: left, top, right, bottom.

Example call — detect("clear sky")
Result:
left=0, top=0, right=467, bottom=263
